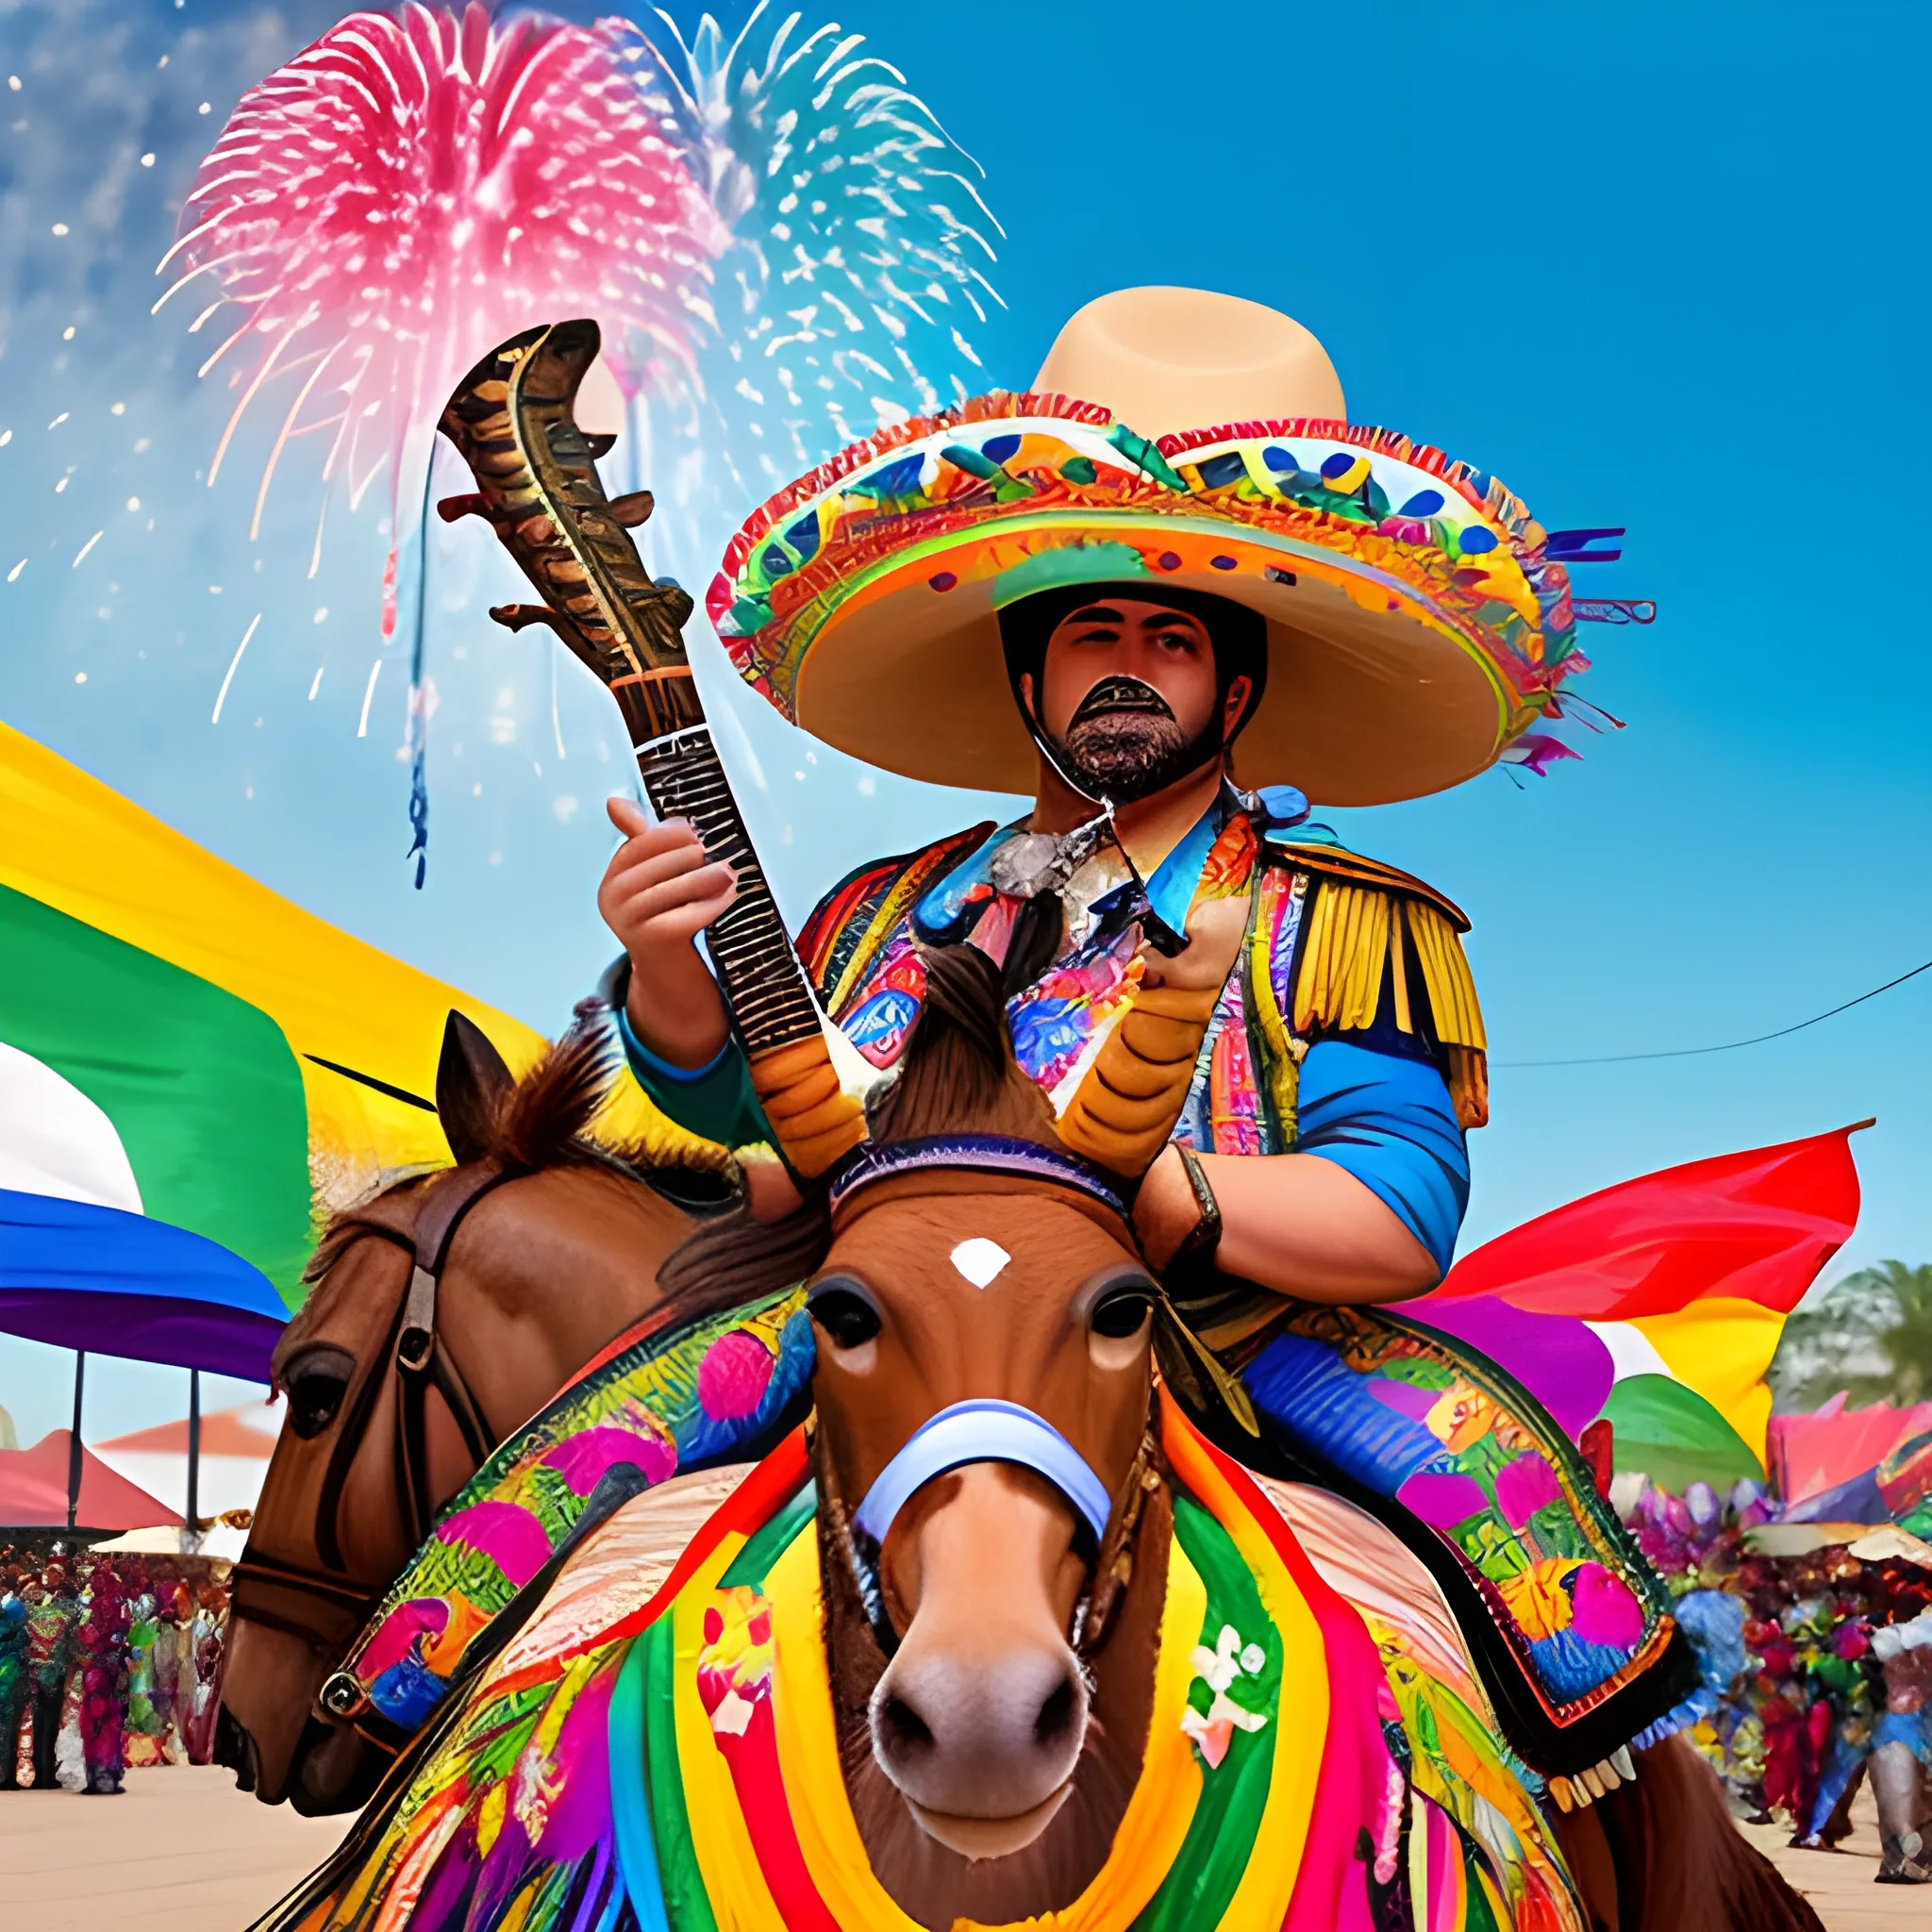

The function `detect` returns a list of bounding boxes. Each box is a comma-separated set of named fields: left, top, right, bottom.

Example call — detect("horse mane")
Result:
left=867, top=943, right=1058, bottom=1147
left=294, top=1025, right=720, bottom=1304
left=487, top=1024, right=719, bottom=1178
left=644, top=945, right=1055, bottom=1326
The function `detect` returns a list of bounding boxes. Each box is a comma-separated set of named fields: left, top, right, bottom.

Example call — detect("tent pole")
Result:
left=65, top=1350, right=85, bottom=1530
left=186, top=1368, right=202, bottom=1549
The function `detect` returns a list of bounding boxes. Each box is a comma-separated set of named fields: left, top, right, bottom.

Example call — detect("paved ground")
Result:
left=1743, top=1781, right=1925, bottom=1928
left=0, top=1766, right=344, bottom=1930
left=1, top=1762, right=1924, bottom=1928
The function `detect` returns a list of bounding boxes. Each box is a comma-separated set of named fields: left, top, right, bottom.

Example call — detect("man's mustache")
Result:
left=1068, top=675, right=1176, bottom=725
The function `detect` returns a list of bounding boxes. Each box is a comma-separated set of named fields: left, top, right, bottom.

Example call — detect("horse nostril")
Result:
left=1034, top=1674, right=1076, bottom=1746
left=880, top=1691, right=935, bottom=1755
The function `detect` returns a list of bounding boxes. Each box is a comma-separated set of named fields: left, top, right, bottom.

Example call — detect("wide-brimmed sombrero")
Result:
left=706, top=287, right=1590, bottom=806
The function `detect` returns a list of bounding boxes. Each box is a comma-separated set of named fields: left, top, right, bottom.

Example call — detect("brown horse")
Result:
left=794, top=949, right=1820, bottom=1931
left=257, top=945, right=1820, bottom=1932
left=801, top=949, right=1189, bottom=1922
left=220, top=1017, right=732, bottom=1813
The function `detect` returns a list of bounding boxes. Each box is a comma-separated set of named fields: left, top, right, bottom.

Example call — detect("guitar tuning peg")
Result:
left=488, top=602, right=599, bottom=664
left=436, top=492, right=494, bottom=525
left=487, top=602, right=571, bottom=636
left=606, top=490, right=655, bottom=528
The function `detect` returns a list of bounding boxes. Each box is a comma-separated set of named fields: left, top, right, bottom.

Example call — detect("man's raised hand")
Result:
left=598, top=796, right=734, bottom=1069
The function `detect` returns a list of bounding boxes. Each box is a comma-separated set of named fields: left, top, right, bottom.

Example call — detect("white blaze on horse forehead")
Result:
left=948, top=1237, right=1010, bottom=1290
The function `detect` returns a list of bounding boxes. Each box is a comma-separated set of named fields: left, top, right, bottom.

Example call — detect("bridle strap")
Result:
left=827, top=1134, right=1136, bottom=1225
left=391, top=1159, right=509, bottom=1553
left=852, top=1398, right=1114, bottom=1549
left=297, top=1160, right=511, bottom=1600
left=228, top=1550, right=385, bottom=1656
left=825, top=1406, right=1164, bottom=1664
left=314, top=1265, right=408, bottom=1574
left=1075, top=1429, right=1163, bottom=1657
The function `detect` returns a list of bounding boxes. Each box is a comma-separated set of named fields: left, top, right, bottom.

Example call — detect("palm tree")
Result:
left=1769, top=1262, right=1932, bottom=1412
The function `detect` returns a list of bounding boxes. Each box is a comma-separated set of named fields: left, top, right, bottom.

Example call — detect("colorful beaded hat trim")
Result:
left=706, top=391, right=1595, bottom=805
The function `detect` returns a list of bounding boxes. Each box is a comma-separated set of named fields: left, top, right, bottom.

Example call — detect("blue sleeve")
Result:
left=614, top=1002, right=769, bottom=1150
left=1292, top=1039, right=1469, bottom=1277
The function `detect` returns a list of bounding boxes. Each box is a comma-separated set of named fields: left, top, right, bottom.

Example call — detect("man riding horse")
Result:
left=601, top=288, right=1492, bottom=1305
left=581, top=285, right=1715, bottom=1800
left=229, top=301, right=1825, bottom=1930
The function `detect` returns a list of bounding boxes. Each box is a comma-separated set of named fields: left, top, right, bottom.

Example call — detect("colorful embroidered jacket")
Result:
left=260, top=1407, right=1592, bottom=1932
left=622, top=799, right=1489, bottom=1275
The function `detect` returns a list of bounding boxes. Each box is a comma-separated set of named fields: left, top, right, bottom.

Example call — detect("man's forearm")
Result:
left=1165, top=1150, right=1442, bottom=1303
left=625, top=942, right=730, bottom=1070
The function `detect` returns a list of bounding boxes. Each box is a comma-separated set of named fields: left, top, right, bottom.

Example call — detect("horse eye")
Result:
left=808, top=1285, right=882, bottom=1352
left=282, top=1346, right=355, bottom=1440
left=1091, top=1288, right=1154, bottom=1341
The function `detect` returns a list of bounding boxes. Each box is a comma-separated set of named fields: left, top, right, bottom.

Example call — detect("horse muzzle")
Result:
left=860, top=1439, right=1100, bottom=1858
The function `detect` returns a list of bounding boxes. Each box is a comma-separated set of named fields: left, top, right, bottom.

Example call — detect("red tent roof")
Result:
left=1768, top=1397, right=1932, bottom=1505
left=94, top=1398, right=284, bottom=1458
left=0, top=1430, right=180, bottom=1530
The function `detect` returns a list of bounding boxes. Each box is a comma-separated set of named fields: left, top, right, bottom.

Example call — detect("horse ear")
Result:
left=436, top=1010, right=514, bottom=1164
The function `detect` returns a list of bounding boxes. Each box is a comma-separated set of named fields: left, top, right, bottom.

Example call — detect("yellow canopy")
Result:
left=0, top=718, right=707, bottom=1262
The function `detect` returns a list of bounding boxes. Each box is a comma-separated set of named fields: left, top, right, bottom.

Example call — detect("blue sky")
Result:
left=1, top=0, right=1927, bottom=1442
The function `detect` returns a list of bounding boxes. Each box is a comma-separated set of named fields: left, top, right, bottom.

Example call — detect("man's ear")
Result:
left=1222, top=674, right=1254, bottom=738
left=1018, top=669, right=1038, bottom=723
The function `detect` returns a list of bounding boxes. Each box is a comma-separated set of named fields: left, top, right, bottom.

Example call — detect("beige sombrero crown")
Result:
left=708, top=288, right=1588, bottom=806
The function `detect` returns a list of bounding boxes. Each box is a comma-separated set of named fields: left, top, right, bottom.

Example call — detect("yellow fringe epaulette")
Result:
left=1278, top=841, right=1490, bottom=1130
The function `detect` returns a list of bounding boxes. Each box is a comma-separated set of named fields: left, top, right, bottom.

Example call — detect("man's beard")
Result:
left=1054, top=675, right=1222, bottom=804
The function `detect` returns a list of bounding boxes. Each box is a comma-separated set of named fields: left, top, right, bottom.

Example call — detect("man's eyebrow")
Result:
left=1140, top=608, right=1204, bottom=632
left=1064, top=604, right=1124, bottom=624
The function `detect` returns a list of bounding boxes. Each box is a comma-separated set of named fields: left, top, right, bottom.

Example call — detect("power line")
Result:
left=1497, top=958, right=1932, bottom=1070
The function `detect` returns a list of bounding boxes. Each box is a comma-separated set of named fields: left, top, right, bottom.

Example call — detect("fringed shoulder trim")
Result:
left=1265, top=837, right=1471, bottom=932
left=1285, top=850, right=1490, bottom=1130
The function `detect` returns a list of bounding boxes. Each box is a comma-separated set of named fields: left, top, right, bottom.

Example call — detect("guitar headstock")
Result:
left=438, top=321, right=700, bottom=738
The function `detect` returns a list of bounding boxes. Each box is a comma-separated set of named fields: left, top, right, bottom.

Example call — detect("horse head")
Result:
left=806, top=944, right=1203, bottom=1918
left=221, top=1021, right=713, bottom=1812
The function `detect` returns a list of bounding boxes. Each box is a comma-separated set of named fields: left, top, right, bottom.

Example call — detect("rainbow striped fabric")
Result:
left=270, top=1403, right=1591, bottom=1932
left=0, top=721, right=554, bottom=1364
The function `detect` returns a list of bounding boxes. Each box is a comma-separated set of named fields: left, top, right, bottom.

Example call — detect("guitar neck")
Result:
left=437, top=320, right=824, bottom=1059
left=441, top=320, right=870, bottom=1174
left=625, top=715, right=823, bottom=1058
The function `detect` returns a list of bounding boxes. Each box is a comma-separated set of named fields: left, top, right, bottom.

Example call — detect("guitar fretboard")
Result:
left=631, top=727, right=822, bottom=1057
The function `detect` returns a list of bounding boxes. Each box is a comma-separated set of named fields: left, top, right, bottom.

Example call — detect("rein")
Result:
left=232, top=1160, right=509, bottom=1675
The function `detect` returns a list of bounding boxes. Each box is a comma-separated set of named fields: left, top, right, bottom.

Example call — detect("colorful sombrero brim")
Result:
left=708, top=393, right=1587, bottom=805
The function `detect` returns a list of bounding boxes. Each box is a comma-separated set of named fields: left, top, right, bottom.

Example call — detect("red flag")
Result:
left=1430, top=1124, right=1866, bottom=1321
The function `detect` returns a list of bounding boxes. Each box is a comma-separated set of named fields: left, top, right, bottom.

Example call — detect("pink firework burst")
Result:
left=159, top=2, right=725, bottom=558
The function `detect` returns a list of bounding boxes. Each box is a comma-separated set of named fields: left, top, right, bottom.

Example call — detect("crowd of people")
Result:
left=0, top=1544, right=228, bottom=1794
left=1625, top=1477, right=1932, bottom=1874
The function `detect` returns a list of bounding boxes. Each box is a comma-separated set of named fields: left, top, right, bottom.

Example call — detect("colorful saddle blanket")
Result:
left=261, top=1401, right=1590, bottom=1932
left=1226, top=1302, right=1695, bottom=1778
left=338, top=1288, right=814, bottom=1737
left=334, top=1287, right=1687, bottom=1793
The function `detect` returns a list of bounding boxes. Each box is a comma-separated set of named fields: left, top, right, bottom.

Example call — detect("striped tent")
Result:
left=0, top=719, right=689, bottom=1373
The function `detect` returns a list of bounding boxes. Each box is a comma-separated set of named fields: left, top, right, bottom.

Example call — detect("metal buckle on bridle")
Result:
left=396, top=1265, right=438, bottom=1374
